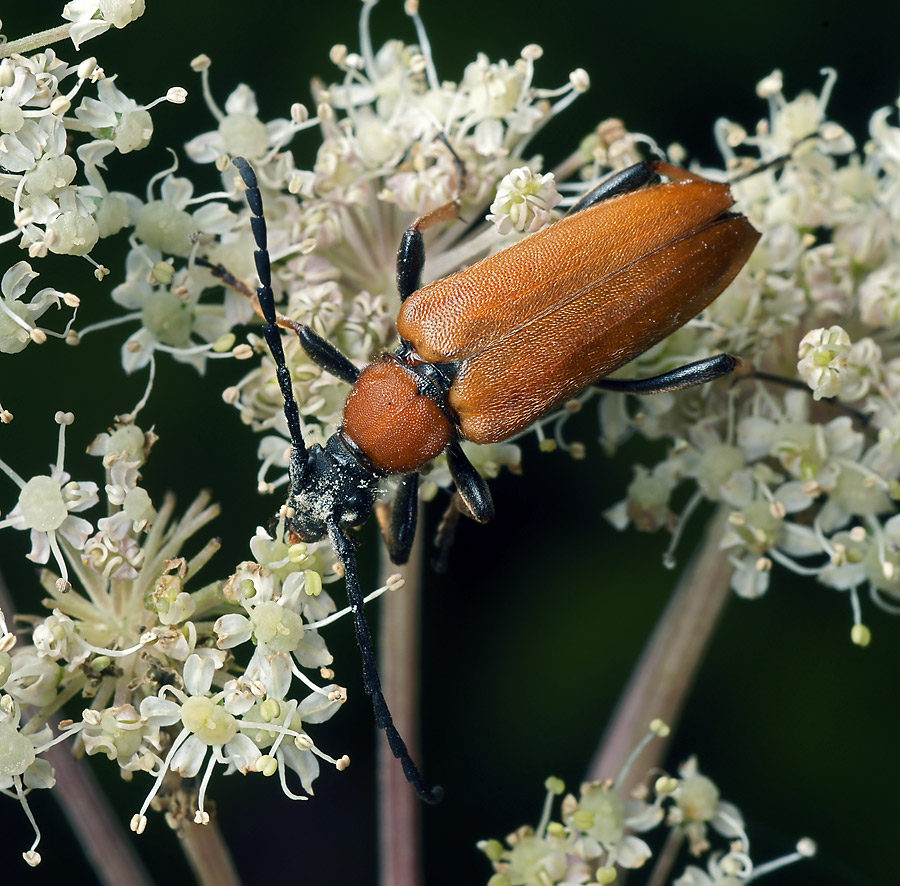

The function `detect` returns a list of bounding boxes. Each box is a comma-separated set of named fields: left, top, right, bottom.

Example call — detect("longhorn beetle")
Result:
left=232, top=148, right=761, bottom=803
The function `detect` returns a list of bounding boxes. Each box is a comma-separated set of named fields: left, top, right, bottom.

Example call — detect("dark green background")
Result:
left=1, top=2, right=897, bottom=884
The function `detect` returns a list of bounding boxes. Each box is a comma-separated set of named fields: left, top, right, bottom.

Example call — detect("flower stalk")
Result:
left=588, top=509, right=734, bottom=791
left=0, top=26, right=74, bottom=59
left=377, top=525, right=426, bottom=886
left=177, top=816, right=241, bottom=886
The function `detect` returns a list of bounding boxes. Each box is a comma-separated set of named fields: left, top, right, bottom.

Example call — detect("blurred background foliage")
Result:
left=0, top=2, right=897, bottom=884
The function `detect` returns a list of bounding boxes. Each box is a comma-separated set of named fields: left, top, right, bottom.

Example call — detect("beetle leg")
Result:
left=396, top=134, right=467, bottom=302
left=595, top=353, right=740, bottom=395
left=326, top=519, right=443, bottom=804
left=397, top=200, right=462, bottom=301
left=431, top=492, right=465, bottom=574
left=567, top=159, right=727, bottom=217
left=566, top=161, right=658, bottom=215
left=396, top=226, right=428, bottom=303
left=296, top=325, right=360, bottom=384
left=736, top=367, right=871, bottom=425
left=387, top=473, right=419, bottom=565
left=435, top=131, right=468, bottom=203
left=728, top=130, right=821, bottom=184
left=446, top=441, right=495, bottom=524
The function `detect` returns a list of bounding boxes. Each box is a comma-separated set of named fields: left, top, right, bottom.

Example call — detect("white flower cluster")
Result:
left=0, top=2, right=592, bottom=861
left=0, top=8, right=264, bottom=384
left=599, top=70, right=900, bottom=643
left=0, top=6, right=195, bottom=362
left=62, top=1, right=146, bottom=49
left=0, top=410, right=367, bottom=863
left=479, top=731, right=814, bottom=886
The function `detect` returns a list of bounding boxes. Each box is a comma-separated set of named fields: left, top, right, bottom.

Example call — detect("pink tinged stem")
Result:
left=588, top=508, right=733, bottom=791
left=45, top=738, right=155, bottom=886
left=179, top=817, right=241, bottom=886
left=377, top=527, right=425, bottom=886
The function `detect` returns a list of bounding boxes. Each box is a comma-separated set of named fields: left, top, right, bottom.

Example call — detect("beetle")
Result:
left=230, top=151, right=760, bottom=803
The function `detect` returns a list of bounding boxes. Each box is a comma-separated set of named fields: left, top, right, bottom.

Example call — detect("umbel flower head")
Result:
left=477, top=725, right=816, bottom=885
left=594, top=69, right=900, bottom=644
left=0, top=0, right=596, bottom=860
left=8, top=0, right=897, bottom=651
left=0, top=408, right=375, bottom=860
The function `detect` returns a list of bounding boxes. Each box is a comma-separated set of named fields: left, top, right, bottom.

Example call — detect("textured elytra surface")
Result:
left=398, top=177, right=759, bottom=444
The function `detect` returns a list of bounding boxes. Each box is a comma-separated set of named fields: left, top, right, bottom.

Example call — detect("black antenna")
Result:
left=232, top=157, right=308, bottom=471
left=232, top=156, right=442, bottom=804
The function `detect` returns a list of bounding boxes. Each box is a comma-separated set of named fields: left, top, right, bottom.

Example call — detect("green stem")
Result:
left=0, top=25, right=74, bottom=59
left=190, top=578, right=230, bottom=614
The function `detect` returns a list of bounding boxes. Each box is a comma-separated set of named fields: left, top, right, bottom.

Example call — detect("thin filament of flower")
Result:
left=47, top=532, right=70, bottom=586
left=0, top=295, right=34, bottom=335
left=145, top=149, right=180, bottom=203
left=79, top=634, right=155, bottom=659
left=535, top=784, right=556, bottom=839
left=76, top=311, right=142, bottom=339
left=32, top=721, right=84, bottom=754
left=869, top=585, right=900, bottom=614
left=0, top=451, right=27, bottom=490
left=136, top=726, right=192, bottom=820
left=195, top=747, right=219, bottom=820
left=663, top=491, right=704, bottom=569
left=404, top=2, right=439, bottom=91
left=13, top=775, right=42, bottom=857
left=613, top=726, right=663, bottom=793
left=128, top=353, right=156, bottom=422
left=768, top=546, right=825, bottom=577
left=289, top=661, right=333, bottom=697
left=358, top=1, right=378, bottom=78
left=198, top=64, right=224, bottom=122
left=276, top=754, right=310, bottom=801
left=305, top=582, right=389, bottom=630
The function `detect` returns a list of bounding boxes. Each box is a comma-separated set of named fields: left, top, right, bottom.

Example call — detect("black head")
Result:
left=282, top=435, right=379, bottom=543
